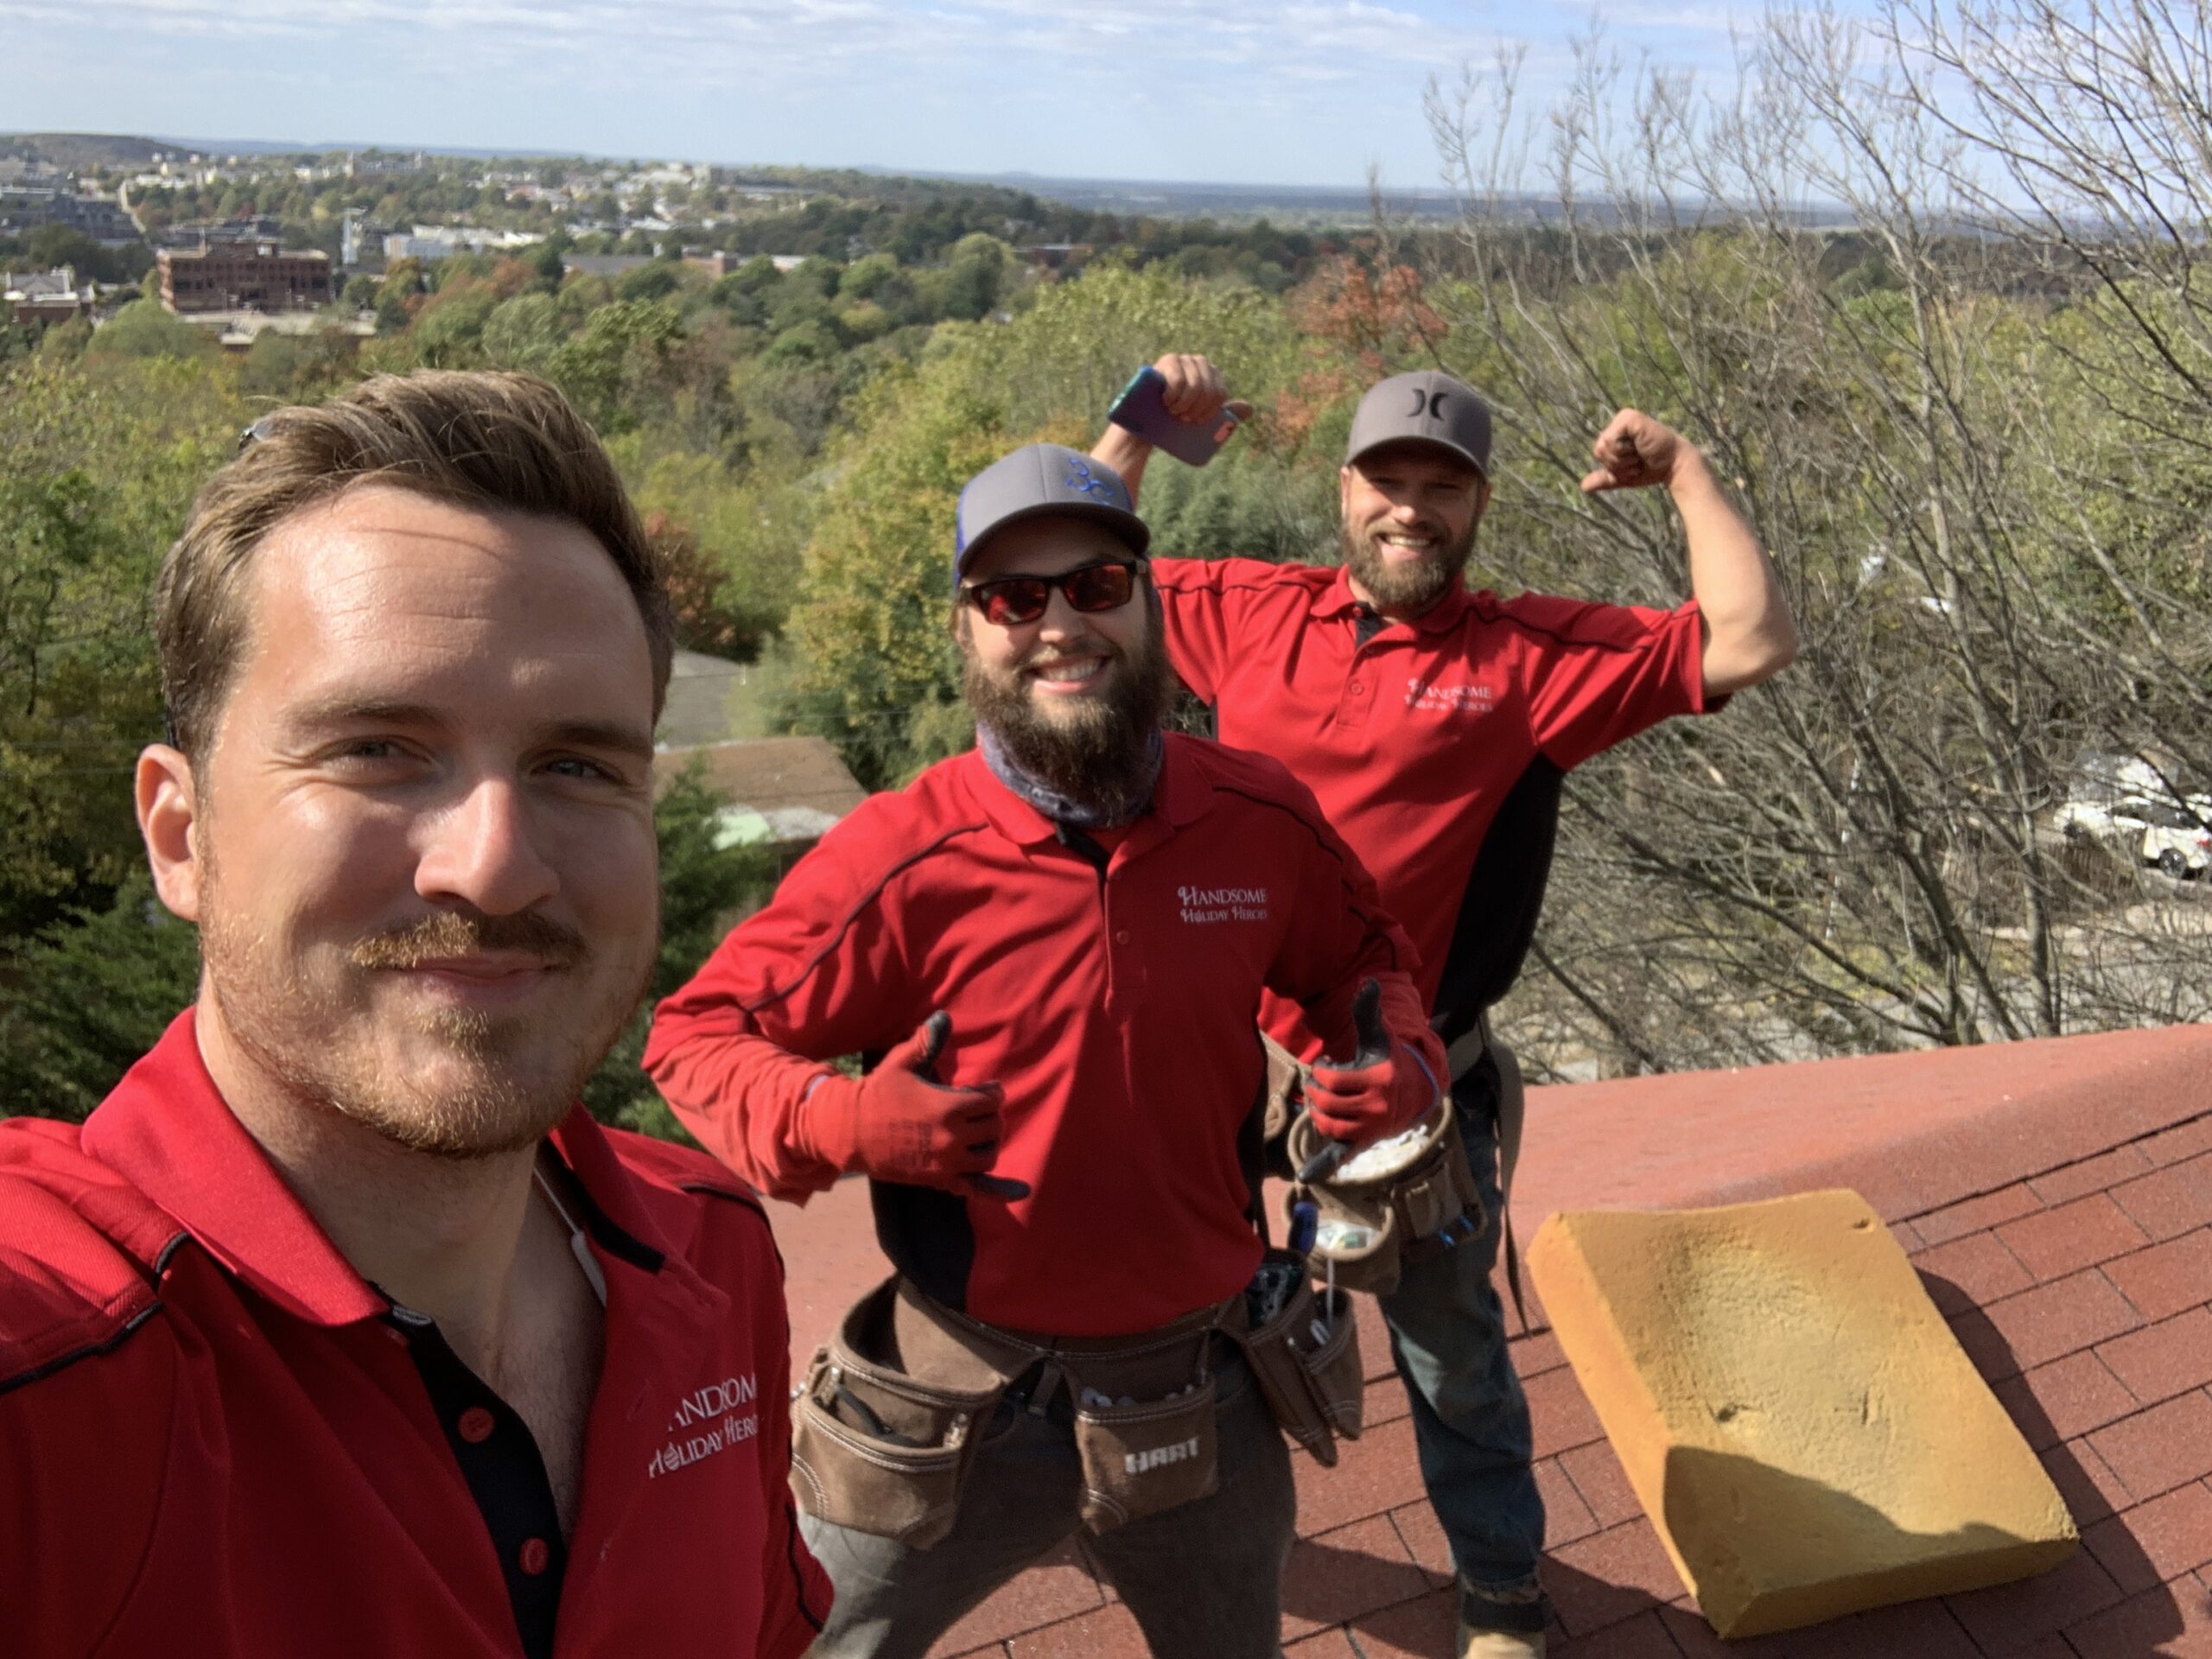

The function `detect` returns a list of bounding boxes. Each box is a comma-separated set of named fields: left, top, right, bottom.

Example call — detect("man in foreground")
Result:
left=0, top=372, right=829, bottom=1657
left=1094, top=359, right=1798, bottom=1656
left=646, top=442, right=1447, bottom=1659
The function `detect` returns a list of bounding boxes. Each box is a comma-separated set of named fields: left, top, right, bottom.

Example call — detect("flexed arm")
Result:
left=1580, top=410, right=1797, bottom=697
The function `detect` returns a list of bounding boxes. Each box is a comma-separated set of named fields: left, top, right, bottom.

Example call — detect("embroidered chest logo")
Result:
left=1404, top=677, right=1497, bottom=715
left=1179, top=884, right=1271, bottom=925
left=648, top=1372, right=760, bottom=1478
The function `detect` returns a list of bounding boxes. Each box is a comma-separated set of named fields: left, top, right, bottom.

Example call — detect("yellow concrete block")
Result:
left=1527, top=1189, right=2076, bottom=1639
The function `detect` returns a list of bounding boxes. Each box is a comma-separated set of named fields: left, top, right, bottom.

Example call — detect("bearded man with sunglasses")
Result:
left=1092, top=359, right=1797, bottom=1657
left=646, top=442, right=1447, bottom=1659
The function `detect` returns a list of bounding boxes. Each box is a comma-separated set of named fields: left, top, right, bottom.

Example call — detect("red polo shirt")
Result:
left=1153, top=558, right=1714, bottom=1052
left=0, top=1012, right=830, bottom=1659
left=645, top=735, right=1443, bottom=1337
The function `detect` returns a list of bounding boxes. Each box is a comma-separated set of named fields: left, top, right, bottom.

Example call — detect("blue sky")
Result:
left=3, top=0, right=1758, bottom=188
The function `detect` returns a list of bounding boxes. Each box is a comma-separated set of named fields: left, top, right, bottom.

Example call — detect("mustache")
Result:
left=1022, top=640, right=1122, bottom=668
left=349, top=909, right=589, bottom=971
left=1368, top=522, right=1448, bottom=550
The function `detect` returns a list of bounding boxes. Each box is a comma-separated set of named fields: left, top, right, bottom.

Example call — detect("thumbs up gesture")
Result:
left=1305, top=980, right=1433, bottom=1147
left=797, top=1014, right=1030, bottom=1199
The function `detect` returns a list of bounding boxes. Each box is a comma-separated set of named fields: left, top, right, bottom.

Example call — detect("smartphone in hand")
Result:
left=1108, top=366, right=1241, bottom=467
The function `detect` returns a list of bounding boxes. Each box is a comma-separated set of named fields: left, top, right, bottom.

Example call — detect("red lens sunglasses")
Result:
left=962, top=559, right=1148, bottom=626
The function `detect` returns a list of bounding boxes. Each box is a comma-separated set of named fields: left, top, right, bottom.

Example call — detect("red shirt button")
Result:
left=457, top=1407, right=495, bottom=1444
left=518, top=1536, right=550, bottom=1576
left=1115, top=930, right=1131, bottom=944
left=1348, top=681, right=1364, bottom=695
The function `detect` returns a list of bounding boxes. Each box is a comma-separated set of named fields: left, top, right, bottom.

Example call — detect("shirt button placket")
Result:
left=1338, top=661, right=1380, bottom=728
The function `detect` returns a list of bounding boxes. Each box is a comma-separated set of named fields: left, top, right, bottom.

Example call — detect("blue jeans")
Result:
left=1375, top=1064, right=1548, bottom=1634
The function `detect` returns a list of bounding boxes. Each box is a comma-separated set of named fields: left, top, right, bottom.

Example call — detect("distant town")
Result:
left=1, top=132, right=1420, bottom=352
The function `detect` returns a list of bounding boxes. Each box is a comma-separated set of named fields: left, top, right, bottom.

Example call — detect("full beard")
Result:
left=962, top=603, right=1176, bottom=823
left=1342, top=516, right=1478, bottom=613
left=199, top=870, right=650, bottom=1160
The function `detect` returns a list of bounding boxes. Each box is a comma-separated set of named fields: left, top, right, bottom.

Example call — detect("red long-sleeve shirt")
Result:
left=645, top=735, right=1442, bottom=1336
left=0, top=1013, right=830, bottom=1659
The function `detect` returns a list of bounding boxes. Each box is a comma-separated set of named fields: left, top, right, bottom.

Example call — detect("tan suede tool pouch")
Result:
left=1233, top=1249, right=1366, bottom=1465
left=1071, top=1382, right=1220, bottom=1533
left=1284, top=1100, right=1480, bottom=1297
left=1059, top=1309, right=1227, bottom=1534
left=790, top=1277, right=1024, bottom=1548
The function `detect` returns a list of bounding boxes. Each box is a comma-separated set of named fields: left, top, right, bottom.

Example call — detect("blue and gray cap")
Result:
left=954, top=443, right=1150, bottom=586
left=1344, top=370, right=1492, bottom=479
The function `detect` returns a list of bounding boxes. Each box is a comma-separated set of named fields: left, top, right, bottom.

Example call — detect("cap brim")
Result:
left=954, top=499, right=1151, bottom=579
left=1344, top=434, right=1488, bottom=480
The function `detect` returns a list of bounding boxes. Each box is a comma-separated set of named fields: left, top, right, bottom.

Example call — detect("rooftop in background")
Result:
left=656, top=735, right=867, bottom=849
left=764, top=1024, right=2212, bottom=1658
left=655, top=648, right=762, bottom=750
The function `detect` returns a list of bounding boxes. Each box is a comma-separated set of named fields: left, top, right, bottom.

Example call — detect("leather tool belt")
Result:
left=792, top=1266, right=1365, bottom=1548
left=1264, top=1032, right=1483, bottom=1298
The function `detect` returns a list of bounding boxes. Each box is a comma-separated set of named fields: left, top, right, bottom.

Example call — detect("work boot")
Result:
left=1457, top=1626, right=1546, bottom=1658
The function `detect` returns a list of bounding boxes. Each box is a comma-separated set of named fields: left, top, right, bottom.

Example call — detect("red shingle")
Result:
left=1559, top=1440, right=1644, bottom=1530
left=1362, top=1375, right=1411, bottom=1430
left=1990, top=1351, right=2139, bottom=1449
left=1004, top=1599, right=1148, bottom=1659
left=2112, top=1155, right=2212, bottom=1243
left=2104, top=1228, right=2212, bottom=1324
left=1943, top=1545, right=2123, bottom=1654
left=2081, top=1480, right=2212, bottom=1597
left=1553, top=1607, right=1684, bottom=1656
left=1996, top=1193, right=2152, bottom=1282
left=1510, top=1330, right=1568, bottom=1378
left=2028, top=1143, right=2153, bottom=1206
left=1981, top=1268, right=2143, bottom=1371
left=2141, top=1115, right=2212, bottom=1169
left=930, top=1539, right=1103, bottom=1656
left=1293, top=1414, right=1425, bottom=1535
left=2044, top=1436, right=2135, bottom=1524
left=1661, top=1594, right=1980, bottom=1657
left=1382, top=1499, right=1455, bottom=1586
left=2060, top=1572, right=2212, bottom=1656
left=1548, top=1522, right=1685, bottom=1637
left=1339, top=1585, right=1457, bottom=1659
left=1279, top=1514, right=1432, bottom=1639
left=2098, top=1308, right=2212, bottom=1405
left=2088, top=1390, right=2212, bottom=1502
left=1534, top=1455, right=1603, bottom=1548
left=1915, top=1229, right=2035, bottom=1313
left=1522, top=1365, right=1605, bottom=1460
left=1913, top=1184, right=2044, bottom=1249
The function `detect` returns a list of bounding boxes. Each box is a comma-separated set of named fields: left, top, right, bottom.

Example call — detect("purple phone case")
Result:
left=1108, top=366, right=1239, bottom=467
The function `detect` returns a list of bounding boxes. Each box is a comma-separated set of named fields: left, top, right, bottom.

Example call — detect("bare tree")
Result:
left=1417, top=6, right=2212, bottom=1079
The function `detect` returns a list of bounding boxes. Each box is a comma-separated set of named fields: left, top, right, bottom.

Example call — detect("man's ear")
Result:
left=1338, top=464, right=1356, bottom=517
left=137, top=744, right=204, bottom=923
left=1473, top=474, right=1493, bottom=521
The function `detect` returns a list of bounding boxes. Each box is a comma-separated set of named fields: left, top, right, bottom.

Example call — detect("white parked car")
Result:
left=2055, top=794, right=2212, bottom=879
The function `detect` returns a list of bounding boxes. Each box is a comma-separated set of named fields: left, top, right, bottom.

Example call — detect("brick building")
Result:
left=158, top=243, right=332, bottom=315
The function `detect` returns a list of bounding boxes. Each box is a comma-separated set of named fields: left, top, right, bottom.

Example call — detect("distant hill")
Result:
left=887, top=169, right=1468, bottom=223
left=0, top=133, right=175, bottom=168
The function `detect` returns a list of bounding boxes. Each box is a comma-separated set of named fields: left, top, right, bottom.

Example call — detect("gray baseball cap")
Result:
left=954, top=443, right=1149, bottom=584
left=1344, top=371, right=1492, bottom=479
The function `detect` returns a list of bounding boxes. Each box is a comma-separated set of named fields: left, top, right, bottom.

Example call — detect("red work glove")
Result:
left=1305, top=980, right=1438, bottom=1147
left=795, top=1014, right=1028, bottom=1199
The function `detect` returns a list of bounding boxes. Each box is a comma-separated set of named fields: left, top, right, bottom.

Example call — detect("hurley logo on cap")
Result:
left=1063, top=456, right=1116, bottom=500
